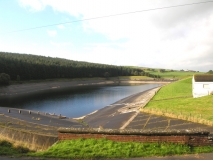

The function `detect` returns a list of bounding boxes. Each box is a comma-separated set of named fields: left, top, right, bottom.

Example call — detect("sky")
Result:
left=0, top=0, right=213, bottom=72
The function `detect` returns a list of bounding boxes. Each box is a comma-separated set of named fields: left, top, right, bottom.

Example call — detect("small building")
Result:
left=192, top=74, right=213, bottom=98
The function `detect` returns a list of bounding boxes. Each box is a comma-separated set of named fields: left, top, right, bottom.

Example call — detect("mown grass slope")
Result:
left=142, top=77, right=213, bottom=124
left=152, top=78, right=192, bottom=100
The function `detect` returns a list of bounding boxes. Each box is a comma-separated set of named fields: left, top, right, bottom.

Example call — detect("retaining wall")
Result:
left=58, top=128, right=213, bottom=147
left=0, top=126, right=58, bottom=151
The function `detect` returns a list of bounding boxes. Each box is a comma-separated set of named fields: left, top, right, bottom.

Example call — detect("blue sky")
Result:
left=1, top=0, right=213, bottom=72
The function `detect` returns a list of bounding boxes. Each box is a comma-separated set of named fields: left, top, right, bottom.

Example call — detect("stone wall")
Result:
left=58, top=128, right=213, bottom=147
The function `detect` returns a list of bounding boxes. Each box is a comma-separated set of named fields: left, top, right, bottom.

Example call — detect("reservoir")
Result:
left=0, top=83, right=160, bottom=118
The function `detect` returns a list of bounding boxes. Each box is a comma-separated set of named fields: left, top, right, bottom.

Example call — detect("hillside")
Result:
left=142, top=78, right=213, bottom=125
left=0, top=52, right=146, bottom=81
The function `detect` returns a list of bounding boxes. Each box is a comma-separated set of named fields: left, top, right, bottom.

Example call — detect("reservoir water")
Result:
left=1, top=83, right=160, bottom=118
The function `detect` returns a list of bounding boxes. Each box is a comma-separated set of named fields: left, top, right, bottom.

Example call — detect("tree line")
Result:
left=0, top=52, right=157, bottom=82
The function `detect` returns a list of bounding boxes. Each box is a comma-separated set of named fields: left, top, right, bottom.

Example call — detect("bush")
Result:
left=0, top=73, right=10, bottom=85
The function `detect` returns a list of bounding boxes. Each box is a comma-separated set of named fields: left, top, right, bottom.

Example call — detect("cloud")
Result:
left=18, top=0, right=45, bottom=11
left=57, top=25, right=65, bottom=29
left=47, top=30, right=57, bottom=37
left=17, top=0, right=213, bottom=71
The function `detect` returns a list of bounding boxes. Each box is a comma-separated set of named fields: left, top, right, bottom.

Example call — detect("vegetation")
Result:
left=142, top=77, right=213, bottom=125
left=0, top=73, right=10, bottom=85
left=145, top=70, right=201, bottom=79
left=29, top=138, right=194, bottom=159
left=0, top=52, right=147, bottom=81
left=0, top=140, right=29, bottom=156
left=208, top=70, right=213, bottom=74
left=1, top=137, right=213, bottom=158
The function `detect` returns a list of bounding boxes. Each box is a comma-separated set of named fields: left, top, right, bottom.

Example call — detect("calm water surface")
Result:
left=4, top=84, right=160, bottom=118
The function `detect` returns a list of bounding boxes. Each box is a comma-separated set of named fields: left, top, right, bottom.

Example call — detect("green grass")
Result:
left=29, top=138, right=192, bottom=159
left=142, top=77, right=213, bottom=125
left=0, top=140, right=29, bottom=156
left=152, top=78, right=192, bottom=100
left=2, top=138, right=213, bottom=158
left=146, top=71, right=202, bottom=79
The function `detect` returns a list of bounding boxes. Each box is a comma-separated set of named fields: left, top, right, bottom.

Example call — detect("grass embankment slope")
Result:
left=28, top=138, right=213, bottom=159
left=141, top=77, right=213, bottom=125
left=1, top=135, right=213, bottom=158
left=0, top=140, right=29, bottom=156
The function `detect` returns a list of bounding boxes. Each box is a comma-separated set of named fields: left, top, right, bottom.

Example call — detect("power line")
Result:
left=3, top=0, right=213, bottom=34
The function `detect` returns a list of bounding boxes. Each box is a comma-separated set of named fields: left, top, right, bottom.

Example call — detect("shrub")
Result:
left=0, top=73, right=10, bottom=85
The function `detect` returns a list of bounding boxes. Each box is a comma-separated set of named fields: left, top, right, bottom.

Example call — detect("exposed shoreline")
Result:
left=0, top=79, right=171, bottom=101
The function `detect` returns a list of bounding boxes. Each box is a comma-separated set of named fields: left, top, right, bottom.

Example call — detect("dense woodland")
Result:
left=0, top=52, right=157, bottom=82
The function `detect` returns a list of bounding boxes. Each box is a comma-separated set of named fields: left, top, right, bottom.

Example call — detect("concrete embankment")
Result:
left=0, top=80, right=116, bottom=102
left=0, top=79, right=170, bottom=100
left=0, top=125, right=57, bottom=151
left=0, top=107, right=86, bottom=150
left=0, top=79, right=169, bottom=150
left=83, top=87, right=161, bottom=129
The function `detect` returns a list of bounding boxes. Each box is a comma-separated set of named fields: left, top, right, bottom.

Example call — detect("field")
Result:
left=141, top=77, right=213, bottom=125
left=146, top=71, right=201, bottom=79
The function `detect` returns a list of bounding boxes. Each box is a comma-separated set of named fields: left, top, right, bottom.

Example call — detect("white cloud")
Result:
left=47, top=30, right=57, bottom=37
left=57, top=25, right=65, bottom=29
left=18, top=0, right=45, bottom=11
left=17, top=0, right=213, bottom=71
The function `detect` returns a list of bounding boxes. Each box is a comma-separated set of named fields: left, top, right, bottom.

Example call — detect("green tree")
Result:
left=104, top=72, right=110, bottom=79
left=208, top=70, right=213, bottom=74
left=0, top=73, right=10, bottom=85
left=17, top=75, right=21, bottom=82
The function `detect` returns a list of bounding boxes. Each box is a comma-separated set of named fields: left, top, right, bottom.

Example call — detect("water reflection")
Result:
left=1, top=84, right=160, bottom=118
